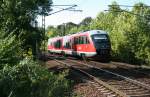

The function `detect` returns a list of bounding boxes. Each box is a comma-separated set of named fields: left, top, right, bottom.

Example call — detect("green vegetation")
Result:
left=47, top=2, right=150, bottom=66
left=0, top=58, right=71, bottom=97
left=0, top=32, right=22, bottom=66
left=0, top=30, right=72, bottom=97
left=0, top=0, right=73, bottom=97
left=0, top=0, right=52, bottom=58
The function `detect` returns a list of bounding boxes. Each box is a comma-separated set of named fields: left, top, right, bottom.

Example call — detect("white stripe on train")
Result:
left=48, top=49, right=96, bottom=57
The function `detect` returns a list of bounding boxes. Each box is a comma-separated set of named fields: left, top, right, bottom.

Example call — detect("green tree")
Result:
left=79, top=17, right=92, bottom=26
left=0, top=0, right=53, bottom=57
left=108, top=1, right=121, bottom=16
left=0, top=31, right=22, bottom=67
left=46, top=22, right=78, bottom=37
left=109, top=2, right=150, bottom=64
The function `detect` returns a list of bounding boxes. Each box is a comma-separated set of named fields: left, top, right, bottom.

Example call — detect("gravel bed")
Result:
left=74, top=83, right=106, bottom=97
left=45, top=59, right=106, bottom=97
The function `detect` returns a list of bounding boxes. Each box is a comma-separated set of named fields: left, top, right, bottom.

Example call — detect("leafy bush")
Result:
left=0, top=58, right=72, bottom=97
left=0, top=31, right=22, bottom=67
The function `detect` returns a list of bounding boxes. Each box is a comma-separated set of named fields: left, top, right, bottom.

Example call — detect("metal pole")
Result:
left=42, top=13, right=46, bottom=61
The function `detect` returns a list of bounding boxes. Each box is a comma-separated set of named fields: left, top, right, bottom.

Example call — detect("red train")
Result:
left=48, top=30, right=111, bottom=61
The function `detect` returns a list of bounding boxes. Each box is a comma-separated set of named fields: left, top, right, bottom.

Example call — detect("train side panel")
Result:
left=48, top=37, right=63, bottom=54
left=72, top=33, right=96, bottom=57
left=47, top=30, right=111, bottom=61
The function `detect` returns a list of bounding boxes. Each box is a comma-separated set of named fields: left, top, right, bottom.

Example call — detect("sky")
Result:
left=37, top=0, right=150, bottom=27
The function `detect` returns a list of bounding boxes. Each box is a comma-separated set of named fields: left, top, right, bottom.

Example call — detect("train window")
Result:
left=74, top=37, right=77, bottom=44
left=78, top=37, right=81, bottom=44
left=85, top=36, right=90, bottom=44
left=78, top=37, right=80, bottom=44
left=76, top=37, right=79, bottom=44
left=78, top=37, right=82, bottom=44
left=76, top=36, right=89, bottom=44
left=91, top=34, right=109, bottom=43
left=82, top=36, right=88, bottom=44
left=59, top=40, right=62, bottom=48
left=73, top=36, right=89, bottom=44
left=54, top=40, right=62, bottom=48
left=81, top=37, right=84, bottom=44
left=93, top=34, right=107, bottom=40
left=67, top=43, right=69, bottom=48
left=57, top=40, right=59, bottom=48
left=65, top=42, right=71, bottom=49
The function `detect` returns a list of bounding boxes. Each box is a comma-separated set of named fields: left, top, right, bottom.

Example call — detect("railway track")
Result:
left=55, top=59, right=127, bottom=97
left=53, top=58, right=150, bottom=97
left=64, top=56, right=150, bottom=86
left=88, top=61, right=150, bottom=86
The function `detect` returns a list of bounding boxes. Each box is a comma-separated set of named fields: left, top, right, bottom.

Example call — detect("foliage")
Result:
left=0, top=1, right=74, bottom=97
left=79, top=17, right=92, bottom=26
left=0, top=58, right=72, bottom=97
left=46, top=22, right=78, bottom=37
left=46, top=26, right=58, bottom=37
left=97, top=2, right=150, bottom=65
left=0, top=31, right=22, bottom=66
left=0, top=0, right=53, bottom=57
left=108, top=1, right=121, bottom=16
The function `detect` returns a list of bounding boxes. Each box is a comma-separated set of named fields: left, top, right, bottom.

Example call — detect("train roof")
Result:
left=88, top=30, right=108, bottom=35
left=71, top=30, right=108, bottom=36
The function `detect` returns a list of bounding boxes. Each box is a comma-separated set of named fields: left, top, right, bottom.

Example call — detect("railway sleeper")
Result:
left=100, top=91, right=118, bottom=97
left=89, top=82, right=118, bottom=97
left=106, top=81, right=132, bottom=84
left=102, top=91, right=114, bottom=95
left=90, top=82, right=113, bottom=94
left=100, top=89, right=111, bottom=93
left=107, top=94, right=118, bottom=97
left=119, top=87, right=146, bottom=91
left=103, top=93, right=118, bottom=97
left=126, top=91, right=150, bottom=96
left=108, top=83, right=135, bottom=86
left=128, top=93, right=150, bottom=97
left=123, top=90, right=150, bottom=94
left=114, top=85, right=143, bottom=89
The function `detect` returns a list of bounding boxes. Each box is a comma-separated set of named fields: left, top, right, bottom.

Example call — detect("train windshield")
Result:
left=91, top=34, right=109, bottom=43
left=91, top=34, right=110, bottom=49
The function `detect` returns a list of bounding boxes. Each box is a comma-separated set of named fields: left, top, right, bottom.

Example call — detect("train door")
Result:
left=72, top=37, right=78, bottom=56
left=72, top=37, right=77, bottom=51
left=79, top=36, right=86, bottom=55
left=81, top=35, right=91, bottom=57
left=82, top=36, right=90, bottom=52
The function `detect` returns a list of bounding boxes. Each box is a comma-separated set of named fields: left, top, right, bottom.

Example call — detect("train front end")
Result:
left=90, top=30, right=111, bottom=61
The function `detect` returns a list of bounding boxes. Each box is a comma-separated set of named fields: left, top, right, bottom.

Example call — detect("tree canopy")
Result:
left=0, top=0, right=53, bottom=57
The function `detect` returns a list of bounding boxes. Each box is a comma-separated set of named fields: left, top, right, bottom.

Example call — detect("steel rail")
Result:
left=54, top=59, right=129, bottom=97
left=111, top=62, right=150, bottom=76
left=66, top=59, right=150, bottom=90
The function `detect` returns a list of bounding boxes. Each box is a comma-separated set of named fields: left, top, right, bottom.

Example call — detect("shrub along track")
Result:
left=53, top=58, right=150, bottom=97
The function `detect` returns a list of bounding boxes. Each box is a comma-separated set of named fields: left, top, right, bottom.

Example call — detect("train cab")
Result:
left=89, top=30, right=111, bottom=60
